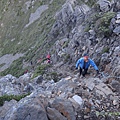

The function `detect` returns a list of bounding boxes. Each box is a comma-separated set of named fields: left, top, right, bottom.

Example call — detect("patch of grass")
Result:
left=0, top=93, right=30, bottom=106
left=108, top=0, right=112, bottom=2
left=0, top=57, right=25, bottom=77
left=0, top=63, right=5, bottom=68
left=84, top=25, right=91, bottom=32
left=102, top=47, right=110, bottom=54
left=33, top=64, right=50, bottom=78
left=85, top=0, right=96, bottom=7
left=50, top=72, right=58, bottom=82
left=64, top=54, right=71, bottom=63
left=95, top=12, right=116, bottom=37
left=77, top=0, right=96, bottom=7
left=62, top=41, right=69, bottom=48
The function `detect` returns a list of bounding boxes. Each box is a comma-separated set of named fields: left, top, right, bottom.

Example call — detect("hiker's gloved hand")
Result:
left=96, top=70, right=99, bottom=75
left=75, top=67, right=78, bottom=70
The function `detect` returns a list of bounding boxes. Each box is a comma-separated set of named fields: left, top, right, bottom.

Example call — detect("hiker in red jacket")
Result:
left=46, top=54, right=51, bottom=63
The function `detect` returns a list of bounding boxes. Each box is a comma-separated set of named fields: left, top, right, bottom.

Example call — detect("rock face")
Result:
left=0, top=0, right=120, bottom=120
left=47, top=107, right=67, bottom=120
left=4, top=97, right=48, bottom=120
left=0, top=74, right=120, bottom=120
left=72, top=95, right=83, bottom=108
left=97, top=0, right=111, bottom=12
left=0, top=73, right=32, bottom=96
left=48, top=0, right=120, bottom=78
left=51, top=98, right=76, bottom=120
left=0, top=100, right=17, bottom=120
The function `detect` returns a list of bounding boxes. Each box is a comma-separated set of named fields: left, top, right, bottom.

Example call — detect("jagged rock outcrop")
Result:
left=4, top=97, right=48, bottom=120
left=49, top=0, right=120, bottom=79
left=0, top=73, right=120, bottom=120
left=97, top=0, right=111, bottom=12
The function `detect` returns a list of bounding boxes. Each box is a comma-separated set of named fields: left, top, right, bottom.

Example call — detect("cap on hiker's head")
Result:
left=83, top=53, right=89, bottom=57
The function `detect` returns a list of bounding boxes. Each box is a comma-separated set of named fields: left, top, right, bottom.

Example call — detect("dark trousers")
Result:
left=79, top=67, right=88, bottom=77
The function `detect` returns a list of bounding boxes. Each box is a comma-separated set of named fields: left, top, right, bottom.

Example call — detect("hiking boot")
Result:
left=80, top=75, right=85, bottom=79
left=78, top=74, right=81, bottom=77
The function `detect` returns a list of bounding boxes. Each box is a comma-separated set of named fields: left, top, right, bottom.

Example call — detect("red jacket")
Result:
left=46, top=54, right=50, bottom=59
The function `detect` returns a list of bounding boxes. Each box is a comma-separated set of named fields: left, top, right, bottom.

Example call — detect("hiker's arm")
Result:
left=90, top=60, right=99, bottom=71
left=76, top=59, right=81, bottom=69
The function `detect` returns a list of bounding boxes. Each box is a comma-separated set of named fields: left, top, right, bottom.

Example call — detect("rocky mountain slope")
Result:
left=0, top=0, right=120, bottom=78
left=0, top=72, right=120, bottom=120
left=0, top=0, right=120, bottom=120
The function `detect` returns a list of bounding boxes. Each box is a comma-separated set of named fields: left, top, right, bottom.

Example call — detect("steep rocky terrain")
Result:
left=0, top=0, right=120, bottom=120
left=0, top=73, right=120, bottom=119
left=0, top=0, right=120, bottom=78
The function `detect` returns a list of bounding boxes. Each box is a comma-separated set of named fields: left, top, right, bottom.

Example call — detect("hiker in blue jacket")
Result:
left=76, top=53, right=99, bottom=77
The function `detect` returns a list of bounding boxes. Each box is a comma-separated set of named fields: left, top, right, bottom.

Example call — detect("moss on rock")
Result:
left=0, top=93, right=30, bottom=106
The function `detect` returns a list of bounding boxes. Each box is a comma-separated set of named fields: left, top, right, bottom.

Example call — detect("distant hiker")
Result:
left=30, top=61, right=34, bottom=70
left=76, top=53, right=99, bottom=77
left=24, top=69, right=28, bottom=74
left=30, top=61, right=33, bottom=65
left=46, top=54, right=51, bottom=63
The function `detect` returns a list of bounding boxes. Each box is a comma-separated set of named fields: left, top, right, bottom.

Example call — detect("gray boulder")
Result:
left=4, top=97, right=48, bottom=120
left=51, top=98, right=76, bottom=120
left=0, top=74, right=16, bottom=83
left=0, top=80, right=21, bottom=96
left=112, top=65, right=120, bottom=77
left=0, top=74, right=32, bottom=96
left=72, top=95, right=84, bottom=108
left=110, top=80, right=120, bottom=93
left=23, top=83, right=34, bottom=92
left=97, top=0, right=111, bottom=12
left=113, top=26, right=120, bottom=35
left=116, top=12, right=120, bottom=20
left=0, top=100, right=17, bottom=119
left=35, top=75, right=43, bottom=84
left=47, top=107, right=67, bottom=120
left=112, top=1, right=120, bottom=12
left=101, top=53, right=111, bottom=65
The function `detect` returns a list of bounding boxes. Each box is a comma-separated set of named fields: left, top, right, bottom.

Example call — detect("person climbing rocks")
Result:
left=46, top=54, right=51, bottom=63
left=76, top=53, right=99, bottom=77
left=24, top=69, right=28, bottom=74
left=30, top=61, right=34, bottom=70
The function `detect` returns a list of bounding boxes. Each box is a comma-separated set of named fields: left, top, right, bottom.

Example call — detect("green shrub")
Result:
left=62, top=41, right=69, bottom=48
left=50, top=72, right=58, bottom=82
left=95, top=12, right=115, bottom=37
left=0, top=57, right=25, bottom=77
left=77, top=0, right=96, bottom=7
left=102, top=47, right=109, bottom=53
left=84, top=25, right=91, bottom=32
left=0, top=93, right=30, bottom=106
left=0, top=63, right=5, bottom=68
left=64, top=54, right=70, bottom=63
left=33, top=64, right=50, bottom=78
left=85, top=0, right=96, bottom=7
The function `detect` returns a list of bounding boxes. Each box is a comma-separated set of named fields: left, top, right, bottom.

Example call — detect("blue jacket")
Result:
left=76, top=58, right=98, bottom=70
